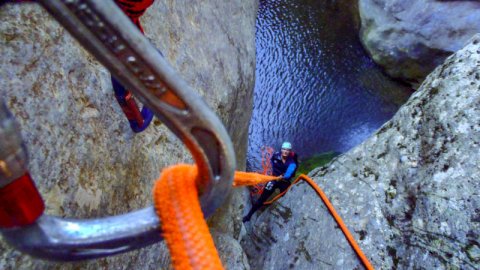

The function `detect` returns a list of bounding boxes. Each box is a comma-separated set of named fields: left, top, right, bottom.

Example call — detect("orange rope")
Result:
left=292, top=175, right=374, bottom=270
left=263, top=174, right=308, bottom=205
left=250, top=146, right=275, bottom=198
left=153, top=165, right=223, bottom=270
left=233, top=171, right=279, bottom=187
left=153, top=165, right=374, bottom=270
left=260, top=146, right=274, bottom=175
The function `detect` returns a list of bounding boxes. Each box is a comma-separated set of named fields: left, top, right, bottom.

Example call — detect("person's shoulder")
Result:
left=289, top=152, right=299, bottom=163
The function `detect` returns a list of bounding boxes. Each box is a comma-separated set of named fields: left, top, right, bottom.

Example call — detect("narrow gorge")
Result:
left=1, top=1, right=479, bottom=270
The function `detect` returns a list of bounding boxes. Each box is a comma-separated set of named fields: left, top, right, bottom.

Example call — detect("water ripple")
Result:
left=247, top=0, right=412, bottom=172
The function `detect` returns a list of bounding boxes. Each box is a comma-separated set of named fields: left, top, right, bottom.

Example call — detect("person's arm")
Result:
left=283, top=163, right=297, bottom=180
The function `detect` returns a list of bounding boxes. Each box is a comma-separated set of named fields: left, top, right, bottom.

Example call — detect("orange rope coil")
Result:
left=153, top=165, right=374, bottom=270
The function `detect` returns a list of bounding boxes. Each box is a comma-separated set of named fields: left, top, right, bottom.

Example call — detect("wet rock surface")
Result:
left=0, top=1, right=256, bottom=269
left=242, top=35, right=480, bottom=269
left=359, top=0, right=480, bottom=85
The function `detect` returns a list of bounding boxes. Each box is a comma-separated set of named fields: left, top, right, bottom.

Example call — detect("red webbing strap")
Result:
left=114, top=0, right=155, bottom=33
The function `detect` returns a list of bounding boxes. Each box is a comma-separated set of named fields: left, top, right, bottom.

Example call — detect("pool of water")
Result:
left=247, top=0, right=413, bottom=172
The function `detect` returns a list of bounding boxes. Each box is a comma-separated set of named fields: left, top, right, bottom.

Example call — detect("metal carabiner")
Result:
left=0, top=0, right=235, bottom=261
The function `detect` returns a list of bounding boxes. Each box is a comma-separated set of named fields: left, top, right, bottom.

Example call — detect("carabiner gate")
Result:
left=0, top=0, right=235, bottom=261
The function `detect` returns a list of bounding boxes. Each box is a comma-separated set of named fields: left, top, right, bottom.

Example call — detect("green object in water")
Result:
left=295, top=151, right=339, bottom=176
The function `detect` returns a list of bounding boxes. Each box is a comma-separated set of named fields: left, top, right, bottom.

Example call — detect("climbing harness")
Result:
left=1, top=1, right=374, bottom=269
left=111, top=0, right=154, bottom=133
left=251, top=146, right=299, bottom=204
left=0, top=0, right=235, bottom=261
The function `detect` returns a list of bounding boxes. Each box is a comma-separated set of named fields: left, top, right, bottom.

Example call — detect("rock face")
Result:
left=242, top=35, right=480, bottom=269
left=359, top=0, right=480, bottom=85
left=0, top=1, right=256, bottom=269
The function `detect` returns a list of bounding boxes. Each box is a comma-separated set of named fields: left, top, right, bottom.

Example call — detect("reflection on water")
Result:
left=247, top=0, right=412, bottom=172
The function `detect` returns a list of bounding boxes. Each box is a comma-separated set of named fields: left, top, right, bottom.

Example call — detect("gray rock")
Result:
left=242, top=35, right=480, bottom=269
left=0, top=0, right=256, bottom=269
left=359, top=0, right=480, bottom=85
left=213, top=230, right=251, bottom=270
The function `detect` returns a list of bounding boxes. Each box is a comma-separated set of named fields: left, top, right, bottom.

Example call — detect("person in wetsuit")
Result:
left=243, top=142, right=298, bottom=222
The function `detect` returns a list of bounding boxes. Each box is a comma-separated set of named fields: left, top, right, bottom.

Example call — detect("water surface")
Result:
left=247, top=0, right=412, bottom=172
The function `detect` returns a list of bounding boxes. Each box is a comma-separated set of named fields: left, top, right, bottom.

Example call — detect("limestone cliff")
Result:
left=242, top=35, right=480, bottom=269
left=359, top=0, right=480, bottom=86
left=0, top=1, right=256, bottom=269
